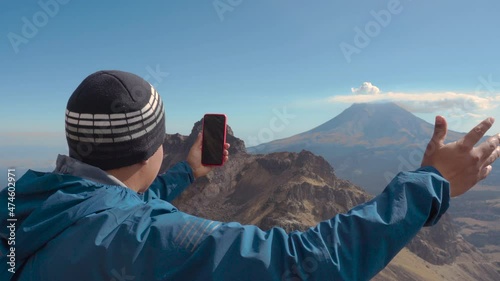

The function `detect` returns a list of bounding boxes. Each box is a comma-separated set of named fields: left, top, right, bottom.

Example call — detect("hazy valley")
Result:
left=161, top=115, right=500, bottom=280
left=248, top=103, right=500, bottom=276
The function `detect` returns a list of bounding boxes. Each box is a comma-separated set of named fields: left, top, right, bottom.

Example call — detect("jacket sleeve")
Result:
left=125, top=166, right=450, bottom=281
left=144, top=161, right=195, bottom=202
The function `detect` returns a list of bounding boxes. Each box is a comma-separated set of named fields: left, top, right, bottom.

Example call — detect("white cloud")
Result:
left=332, top=82, right=500, bottom=116
left=327, top=82, right=500, bottom=132
left=351, top=82, right=380, bottom=95
left=329, top=91, right=499, bottom=113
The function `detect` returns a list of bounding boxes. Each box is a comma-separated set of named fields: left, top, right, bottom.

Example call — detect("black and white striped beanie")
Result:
left=65, top=70, right=165, bottom=170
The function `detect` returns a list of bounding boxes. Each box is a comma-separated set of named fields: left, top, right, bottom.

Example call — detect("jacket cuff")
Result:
left=416, top=166, right=450, bottom=226
left=418, top=166, right=443, bottom=177
left=180, top=161, right=195, bottom=184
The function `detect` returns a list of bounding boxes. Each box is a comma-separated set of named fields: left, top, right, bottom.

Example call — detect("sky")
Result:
left=1, top=0, right=500, bottom=172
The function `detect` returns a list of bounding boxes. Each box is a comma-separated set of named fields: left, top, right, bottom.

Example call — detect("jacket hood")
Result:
left=0, top=169, right=143, bottom=273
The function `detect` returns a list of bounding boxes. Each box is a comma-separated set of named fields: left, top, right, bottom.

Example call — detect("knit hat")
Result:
left=65, top=70, right=165, bottom=170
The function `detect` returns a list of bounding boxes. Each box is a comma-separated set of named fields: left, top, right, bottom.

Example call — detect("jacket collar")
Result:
left=53, top=154, right=127, bottom=188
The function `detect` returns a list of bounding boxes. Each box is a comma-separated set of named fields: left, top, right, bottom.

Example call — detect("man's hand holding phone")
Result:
left=187, top=114, right=230, bottom=179
left=201, top=114, right=227, bottom=166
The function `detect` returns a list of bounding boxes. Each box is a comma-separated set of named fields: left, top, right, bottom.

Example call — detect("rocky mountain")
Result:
left=248, top=102, right=499, bottom=195
left=160, top=121, right=500, bottom=280
left=449, top=185, right=500, bottom=271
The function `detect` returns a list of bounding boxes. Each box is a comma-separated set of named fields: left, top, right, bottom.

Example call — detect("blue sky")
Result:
left=1, top=0, right=500, bottom=171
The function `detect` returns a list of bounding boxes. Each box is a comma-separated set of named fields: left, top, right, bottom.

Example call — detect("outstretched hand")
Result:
left=421, top=116, right=500, bottom=197
left=187, top=133, right=230, bottom=179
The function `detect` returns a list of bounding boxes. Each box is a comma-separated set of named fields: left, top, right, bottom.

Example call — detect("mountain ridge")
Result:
left=159, top=120, right=500, bottom=280
left=248, top=102, right=498, bottom=194
left=252, top=102, right=466, bottom=150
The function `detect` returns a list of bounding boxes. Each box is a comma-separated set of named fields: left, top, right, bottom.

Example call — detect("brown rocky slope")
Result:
left=159, top=121, right=500, bottom=280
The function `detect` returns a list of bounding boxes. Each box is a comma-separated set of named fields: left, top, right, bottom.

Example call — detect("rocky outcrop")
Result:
left=407, top=214, right=461, bottom=265
left=159, top=121, right=500, bottom=280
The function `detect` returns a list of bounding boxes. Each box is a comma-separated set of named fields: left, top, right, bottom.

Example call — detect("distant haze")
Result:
left=249, top=102, right=499, bottom=194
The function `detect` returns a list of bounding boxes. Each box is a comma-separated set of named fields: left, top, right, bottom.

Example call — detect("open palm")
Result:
left=421, top=116, right=500, bottom=197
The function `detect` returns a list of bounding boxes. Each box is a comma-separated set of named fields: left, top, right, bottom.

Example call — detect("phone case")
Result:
left=201, top=113, right=227, bottom=166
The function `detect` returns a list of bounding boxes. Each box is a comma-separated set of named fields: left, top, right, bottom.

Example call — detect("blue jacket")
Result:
left=0, top=157, right=450, bottom=281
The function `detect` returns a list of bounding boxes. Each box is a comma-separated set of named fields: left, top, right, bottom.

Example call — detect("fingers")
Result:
left=223, top=145, right=230, bottom=163
left=195, top=132, right=203, bottom=148
left=461, top=117, right=495, bottom=150
left=195, top=132, right=202, bottom=142
left=479, top=165, right=493, bottom=181
left=431, top=116, right=448, bottom=146
left=477, top=134, right=500, bottom=160
left=424, top=116, right=448, bottom=157
left=482, top=146, right=500, bottom=168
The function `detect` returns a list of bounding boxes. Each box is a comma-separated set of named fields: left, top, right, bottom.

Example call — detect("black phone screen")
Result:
left=202, top=114, right=226, bottom=165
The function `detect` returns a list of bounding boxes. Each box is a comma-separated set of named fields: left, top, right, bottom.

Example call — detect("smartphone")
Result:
left=201, top=114, right=227, bottom=166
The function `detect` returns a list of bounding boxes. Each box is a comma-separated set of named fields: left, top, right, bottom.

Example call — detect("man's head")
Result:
left=65, top=70, right=166, bottom=190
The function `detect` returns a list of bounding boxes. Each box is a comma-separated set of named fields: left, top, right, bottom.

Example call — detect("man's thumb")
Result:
left=196, top=132, right=203, bottom=146
left=431, top=115, right=447, bottom=146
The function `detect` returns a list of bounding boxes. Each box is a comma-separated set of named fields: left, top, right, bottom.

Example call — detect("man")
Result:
left=1, top=70, right=499, bottom=281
